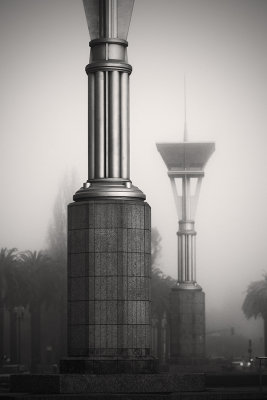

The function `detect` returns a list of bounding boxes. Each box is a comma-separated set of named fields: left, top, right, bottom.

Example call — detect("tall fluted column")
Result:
left=177, top=222, right=196, bottom=284
left=176, top=173, right=199, bottom=289
left=86, top=63, right=131, bottom=181
left=74, top=0, right=144, bottom=200
left=61, top=0, right=155, bottom=375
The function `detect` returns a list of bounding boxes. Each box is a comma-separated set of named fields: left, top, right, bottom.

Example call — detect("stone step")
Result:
left=10, top=373, right=204, bottom=395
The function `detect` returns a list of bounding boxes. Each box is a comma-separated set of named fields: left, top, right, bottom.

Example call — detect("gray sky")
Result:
left=1, top=0, right=267, bottom=340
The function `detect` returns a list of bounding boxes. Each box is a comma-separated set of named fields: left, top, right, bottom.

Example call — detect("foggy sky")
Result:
left=1, top=0, right=267, bottom=341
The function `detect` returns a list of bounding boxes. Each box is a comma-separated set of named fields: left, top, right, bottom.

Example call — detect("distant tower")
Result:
left=156, top=93, right=215, bottom=362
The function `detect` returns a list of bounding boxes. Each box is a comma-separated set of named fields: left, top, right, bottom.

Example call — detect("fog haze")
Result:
left=1, top=0, right=267, bottom=343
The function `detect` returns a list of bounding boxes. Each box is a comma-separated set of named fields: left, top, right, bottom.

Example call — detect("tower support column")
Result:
left=157, top=142, right=215, bottom=364
left=177, top=221, right=197, bottom=285
left=170, top=288, right=205, bottom=364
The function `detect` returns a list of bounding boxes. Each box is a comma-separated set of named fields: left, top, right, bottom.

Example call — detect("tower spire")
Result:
left=183, top=75, right=188, bottom=142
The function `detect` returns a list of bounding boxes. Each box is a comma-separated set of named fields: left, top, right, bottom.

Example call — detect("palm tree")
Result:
left=46, top=171, right=79, bottom=358
left=242, top=274, right=267, bottom=355
left=150, top=228, right=175, bottom=362
left=0, top=248, right=18, bottom=363
left=19, top=250, right=56, bottom=371
left=151, top=228, right=175, bottom=319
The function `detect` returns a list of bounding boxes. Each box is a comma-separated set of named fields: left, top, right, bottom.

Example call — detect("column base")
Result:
left=170, top=287, right=205, bottom=361
left=73, top=179, right=146, bottom=201
left=60, top=357, right=158, bottom=374
left=67, top=198, right=152, bottom=369
left=10, top=372, right=205, bottom=395
left=175, top=282, right=202, bottom=290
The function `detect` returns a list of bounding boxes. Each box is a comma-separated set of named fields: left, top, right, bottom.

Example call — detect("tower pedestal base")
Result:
left=170, top=287, right=205, bottom=363
left=67, top=198, right=154, bottom=373
left=10, top=373, right=205, bottom=396
left=60, top=356, right=157, bottom=374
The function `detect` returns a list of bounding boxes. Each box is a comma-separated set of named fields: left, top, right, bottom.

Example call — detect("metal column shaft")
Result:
left=87, top=70, right=130, bottom=180
left=177, top=221, right=197, bottom=287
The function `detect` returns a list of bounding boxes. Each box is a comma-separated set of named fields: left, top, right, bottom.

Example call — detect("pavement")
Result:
left=1, top=373, right=267, bottom=399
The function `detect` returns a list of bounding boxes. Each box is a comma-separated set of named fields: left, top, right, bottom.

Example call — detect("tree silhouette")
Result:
left=0, top=248, right=20, bottom=362
left=19, top=250, right=56, bottom=371
left=151, top=227, right=162, bottom=267
left=46, top=170, right=79, bottom=358
left=151, top=228, right=175, bottom=319
left=150, top=228, right=175, bottom=362
left=242, top=274, right=267, bottom=355
left=47, top=170, right=78, bottom=261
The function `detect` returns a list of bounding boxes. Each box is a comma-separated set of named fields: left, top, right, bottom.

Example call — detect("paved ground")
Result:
left=1, top=374, right=267, bottom=399
left=0, top=387, right=267, bottom=399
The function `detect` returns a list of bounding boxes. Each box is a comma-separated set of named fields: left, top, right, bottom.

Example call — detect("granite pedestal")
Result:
left=10, top=373, right=205, bottom=395
left=170, top=287, right=205, bottom=364
left=63, top=198, right=155, bottom=373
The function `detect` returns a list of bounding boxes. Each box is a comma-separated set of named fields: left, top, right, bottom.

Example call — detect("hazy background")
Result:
left=1, top=0, right=267, bottom=342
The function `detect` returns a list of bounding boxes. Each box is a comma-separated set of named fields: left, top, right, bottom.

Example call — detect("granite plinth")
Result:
left=60, top=357, right=158, bottom=374
left=170, top=288, right=205, bottom=361
left=4, top=391, right=267, bottom=400
left=67, top=199, right=153, bottom=371
left=10, top=373, right=205, bottom=394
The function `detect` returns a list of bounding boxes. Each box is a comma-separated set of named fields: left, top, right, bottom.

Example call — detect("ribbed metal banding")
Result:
left=86, top=62, right=132, bottom=75
left=177, top=231, right=196, bottom=284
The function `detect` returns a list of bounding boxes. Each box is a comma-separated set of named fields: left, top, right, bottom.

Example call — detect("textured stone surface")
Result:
left=60, top=358, right=157, bottom=375
left=10, top=373, right=205, bottom=394
left=5, top=390, right=267, bottom=400
left=67, top=199, right=152, bottom=369
left=170, top=288, right=205, bottom=361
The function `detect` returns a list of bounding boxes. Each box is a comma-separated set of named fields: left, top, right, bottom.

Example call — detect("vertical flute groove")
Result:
left=121, top=72, right=129, bottom=179
left=99, top=0, right=105, bottom=38
left=182, top=178, right=186, bottom=220
left=88, top=73, right=95, bottom=180
left=186, top=177, right=191, bottom=220
left=106, top=0, right=111, bottom=37
left=105, top=71, right=109, bottom=177
left=188, top=235, right=192, bottom=281
left=109, top=70, right=120, bottom=177
left=178, top=234, right=181, bottom=282
left=95, top=71, right=105, bottom=178
left=185, top=235, right=188, bottom=281
left=193, top=235, right=196, bottom=282
left=112, top=0, right=118, bottom=37
left=182, top=235, right=185, bottom=282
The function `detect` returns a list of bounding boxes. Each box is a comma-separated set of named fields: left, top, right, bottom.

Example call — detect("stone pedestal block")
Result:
left=10, top=373, right=205, bottom=395
left=66, top=199, right=154, bottom=373
left=170, top=288, right=205, bottom=363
